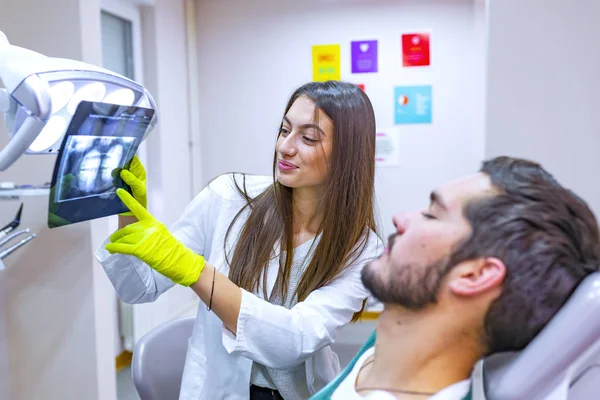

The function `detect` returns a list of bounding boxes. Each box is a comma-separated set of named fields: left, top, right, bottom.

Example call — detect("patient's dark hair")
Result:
left=450, top=156, right=600, bottom=354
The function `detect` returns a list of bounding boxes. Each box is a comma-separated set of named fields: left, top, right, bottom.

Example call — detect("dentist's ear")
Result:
left=448, top=257, right=506, bottom=297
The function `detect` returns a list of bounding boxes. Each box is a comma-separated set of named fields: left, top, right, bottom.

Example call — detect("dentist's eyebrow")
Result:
left=430, top=191, right=448, bottom=211
left=283, top=116, right=326, bottom=137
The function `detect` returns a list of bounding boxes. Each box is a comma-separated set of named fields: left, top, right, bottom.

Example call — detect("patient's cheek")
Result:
left=414, top=232, right=455, bottom=266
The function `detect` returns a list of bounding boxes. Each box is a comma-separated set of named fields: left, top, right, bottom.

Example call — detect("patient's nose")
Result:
left=392, top=213, right=408, bottom=235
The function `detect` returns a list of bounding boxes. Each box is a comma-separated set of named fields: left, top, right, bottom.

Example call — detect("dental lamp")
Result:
left=0, top=30, right=157, bottom=171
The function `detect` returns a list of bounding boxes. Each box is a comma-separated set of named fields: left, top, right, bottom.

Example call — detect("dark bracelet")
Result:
left=207, top=266, right=216, bottom=311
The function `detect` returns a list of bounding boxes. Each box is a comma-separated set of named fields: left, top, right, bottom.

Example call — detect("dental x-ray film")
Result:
left=48, top=101, right=155, bottom=228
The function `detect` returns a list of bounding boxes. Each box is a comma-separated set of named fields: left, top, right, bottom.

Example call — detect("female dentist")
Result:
left=97, top=81, right=383, bottom=400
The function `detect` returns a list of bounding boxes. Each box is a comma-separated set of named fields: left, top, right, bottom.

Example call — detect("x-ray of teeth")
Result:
left=55, top=136, right=135, bottom=203
left=48, top=100, right=154, bottom=229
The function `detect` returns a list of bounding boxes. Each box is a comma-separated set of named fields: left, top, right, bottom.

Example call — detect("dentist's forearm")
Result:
left=190, top=262, right=243, bottom=334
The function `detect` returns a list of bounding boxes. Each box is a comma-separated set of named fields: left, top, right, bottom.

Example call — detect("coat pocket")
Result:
left=179, top=341, right=208, bottom=400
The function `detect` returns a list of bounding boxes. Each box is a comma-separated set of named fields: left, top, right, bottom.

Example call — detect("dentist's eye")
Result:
left=279, top=127, right=290, bottom=136
left=303, top=136, right=318, bottom=145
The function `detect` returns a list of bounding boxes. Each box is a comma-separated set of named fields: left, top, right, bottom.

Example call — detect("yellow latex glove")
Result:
left=117, top=155, right=147, bottom=216
left=106, top=188, right=205, bottom=286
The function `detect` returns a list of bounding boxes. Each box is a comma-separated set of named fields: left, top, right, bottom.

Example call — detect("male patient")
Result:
left=313, top=156, right=600, bottom=399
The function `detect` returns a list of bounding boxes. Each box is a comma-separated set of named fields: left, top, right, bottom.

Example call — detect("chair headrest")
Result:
left=483, top=271, right=600, bottom=400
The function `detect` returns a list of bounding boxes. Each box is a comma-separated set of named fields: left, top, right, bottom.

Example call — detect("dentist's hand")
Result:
left=106, top=189, right=205, bottom=286
left=117, top=155, right=147, bottom=216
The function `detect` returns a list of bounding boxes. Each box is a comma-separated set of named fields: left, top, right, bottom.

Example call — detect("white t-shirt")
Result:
left=331, top=348, right=471, bottom=400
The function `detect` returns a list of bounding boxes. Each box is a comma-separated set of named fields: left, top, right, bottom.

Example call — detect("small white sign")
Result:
left=375, top=129, right=400, bottom=167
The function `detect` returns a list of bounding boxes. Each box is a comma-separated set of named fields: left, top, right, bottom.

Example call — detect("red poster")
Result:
left=402, top=33, right=430, bottom=67
left=356, top=83, right=365, bottom=91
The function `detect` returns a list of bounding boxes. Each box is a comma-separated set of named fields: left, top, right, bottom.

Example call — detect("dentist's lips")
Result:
left=278, top=160, right=298, bottom=171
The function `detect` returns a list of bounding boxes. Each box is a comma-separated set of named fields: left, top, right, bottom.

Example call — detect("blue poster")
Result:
left=394, top=85, right=432, bottom=124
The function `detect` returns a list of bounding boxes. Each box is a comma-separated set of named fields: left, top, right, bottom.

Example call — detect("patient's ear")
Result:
left=448, top=257, right=506, bottom=297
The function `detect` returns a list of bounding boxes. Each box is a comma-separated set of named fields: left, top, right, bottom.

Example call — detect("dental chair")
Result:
left=131, top=316, right=195, bottom=400
left=475, top=271, right=600, bottom=400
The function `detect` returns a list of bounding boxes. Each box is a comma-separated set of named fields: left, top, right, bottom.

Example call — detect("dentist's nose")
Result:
left=278, top=133, right=297, bottom=157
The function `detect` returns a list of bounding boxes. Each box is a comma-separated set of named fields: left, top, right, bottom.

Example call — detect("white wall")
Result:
left=195, top=0, right=486, bottom=239
left=116, top=0, right=200, bottom=346
left=100, top=0, right=150, bottom=360
left=0, top=1, right=106, bottom=399
left=484, top=0, right=600, bottom=217
left=484, top=1, right=600, bottom=394
left=0, top=0, right=198, bottom=398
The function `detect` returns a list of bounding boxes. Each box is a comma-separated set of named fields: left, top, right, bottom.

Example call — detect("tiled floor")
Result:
left=117, top=366, right=141, bottom=400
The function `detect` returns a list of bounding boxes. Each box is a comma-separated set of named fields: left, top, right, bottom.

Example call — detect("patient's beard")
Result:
left=361, top=256, right=451, bottom=310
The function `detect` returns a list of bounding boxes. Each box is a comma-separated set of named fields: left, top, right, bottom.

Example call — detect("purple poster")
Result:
left=351, top=40, right=378, bottom=73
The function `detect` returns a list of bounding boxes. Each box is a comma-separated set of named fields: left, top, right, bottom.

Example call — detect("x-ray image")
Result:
left=48, top=100, right=155, bottom=229
left=55, top=136, right=135, bottom=203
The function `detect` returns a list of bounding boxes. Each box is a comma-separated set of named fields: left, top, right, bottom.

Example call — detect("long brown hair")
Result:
left=225, top=81, right=378, bottom=320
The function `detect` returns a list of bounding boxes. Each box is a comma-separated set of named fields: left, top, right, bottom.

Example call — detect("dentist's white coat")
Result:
left=96, top=173, right=382, bottom=400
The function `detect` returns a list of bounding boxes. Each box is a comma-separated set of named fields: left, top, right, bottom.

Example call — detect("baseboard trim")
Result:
left=115, top=350, right=133, bottom=372
left=358, top=311, right=380, bottom=321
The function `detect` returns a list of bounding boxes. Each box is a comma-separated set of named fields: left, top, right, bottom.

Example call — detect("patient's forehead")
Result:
left=436, top=173, right=497, bottom=213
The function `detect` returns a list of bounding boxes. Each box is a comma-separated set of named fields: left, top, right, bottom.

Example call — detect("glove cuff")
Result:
left=179, top=255, right=206, bottom=287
